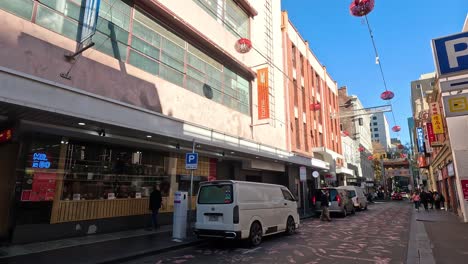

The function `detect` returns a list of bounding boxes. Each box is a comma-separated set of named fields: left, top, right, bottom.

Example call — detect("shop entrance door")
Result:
left=0, top=143, right=19, bottom=241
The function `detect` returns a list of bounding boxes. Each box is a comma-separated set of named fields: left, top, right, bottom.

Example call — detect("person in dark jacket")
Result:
left=320, top=190, right=331, bottom=222
left=421, top=191, right=429, bottom=211
left=149, top=185, right=162, bottom=230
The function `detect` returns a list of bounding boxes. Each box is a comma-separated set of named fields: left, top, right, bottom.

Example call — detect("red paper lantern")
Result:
left=358, top=146, right=365, bottom=152
left=350, top=0, right=375, bottom=17
left=235, top=38, right=252, bottom=53
left=392, top=125, right=401, bottom=132
left=400, top=153, right=407, bottom=158
left=380, top=90, right=394, bottom=100
left=367, top=156, right=374, bottom=161
left=397, top=144, right=404, bottom=149
left=342, top=130, right=350, bottom=137
left=310, top=103, right=321, bottom=111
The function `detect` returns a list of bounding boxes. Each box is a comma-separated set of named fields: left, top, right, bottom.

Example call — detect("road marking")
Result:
left=242, top=247, right=262, bottom=254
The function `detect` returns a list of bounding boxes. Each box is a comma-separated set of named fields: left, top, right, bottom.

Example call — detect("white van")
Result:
left=337, top=186, right=368, bottom=210
left=194, top=180, right=299, bottom=246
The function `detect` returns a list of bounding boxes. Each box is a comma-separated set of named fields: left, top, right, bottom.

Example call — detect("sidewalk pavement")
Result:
left=407, top=206, right=468, bottom=264
left=0, top=213, right=320, bottom=264
left=0, top=225, right=201, bottom=264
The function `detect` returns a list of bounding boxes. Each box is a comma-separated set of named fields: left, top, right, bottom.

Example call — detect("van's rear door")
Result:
left=196, top=182, right=235, bottom=230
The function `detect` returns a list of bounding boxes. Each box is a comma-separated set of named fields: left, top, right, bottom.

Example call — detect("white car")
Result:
left=194, top=180, right=300, bottom=246
left=337, top=186, right=368, bottom=210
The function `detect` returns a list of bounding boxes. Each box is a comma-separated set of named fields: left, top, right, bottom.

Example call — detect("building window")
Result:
left=300, top=54, right=304, bottom=76
left=375, top=133, right=379, bottom=137
left=374, top=128, right=378, bottom=131
left=293, top=80, right=298, bottom=107
left=193, top=0, right=249, bottom=38
left=318, top=132, right=323, bottom=147
left=301, top=86, right=306, bottom=111
left=303, top=123, right=308, bottom=151
left=372, top=116, right=377, bottom=120
left=295, top=118, right=301, bottom=149
left=292, top=45, right=296, bottom=67
left=373, top=122, right=378, bottom=126
left=315, top=73, right=321, bottom=93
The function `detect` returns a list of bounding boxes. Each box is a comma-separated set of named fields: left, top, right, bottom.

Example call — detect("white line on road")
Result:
left=242, top=247, right=262, bottom=254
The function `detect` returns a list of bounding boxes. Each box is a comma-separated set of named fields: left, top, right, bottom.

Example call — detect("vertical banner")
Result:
left=416, top=127, right=425, bottom=153
left=257, top=68, right=270, bottom=120
left=430, top=102, right=444, bottom=134
left=426, top=122, right=436, bottom=145
left=80, top=0, right=101, bottom=43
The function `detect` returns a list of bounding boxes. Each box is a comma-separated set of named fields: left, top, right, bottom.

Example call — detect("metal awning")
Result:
left=312, top=147, right=343, bottom=160
left=336, top=167, right=354, bottom=176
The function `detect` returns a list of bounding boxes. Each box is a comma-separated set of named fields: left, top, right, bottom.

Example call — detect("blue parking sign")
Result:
left=433, top=31, right=468, bottom=77
left=185, top=153, right=198, bottom=170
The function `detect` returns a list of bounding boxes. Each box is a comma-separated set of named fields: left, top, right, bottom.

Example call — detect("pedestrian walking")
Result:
left=149, top=185, right=162, bottom=230
left=320, top=190, right=331, bottom=222
left=421, top=191, right=429, bottom=211
left=434, top=192, right=441, bottom=210
left=440, top=193, right=446, bottom=211
left=429, top=191, right=435, bottom=209
left=412, top=192, right=421, bottom=212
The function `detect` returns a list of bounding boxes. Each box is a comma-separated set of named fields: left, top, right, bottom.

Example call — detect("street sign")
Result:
left=299, top=166, right=306, bottom=181
left=432, top=31, right=468, bottom=77
left=461, top=180, right=468, bottom=201
left=440, top=78, right=468, bottom=93
left=185, top=153, right=198, bottom=170
left=80, top=0, right=101, bottom=43
left=312, top=171, right=320, bottom=178
left=443, top=93, right=468, bottom=117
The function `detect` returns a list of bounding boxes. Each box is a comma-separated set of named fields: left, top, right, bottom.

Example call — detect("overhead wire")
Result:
left=363, top=14, right=400, bottom=138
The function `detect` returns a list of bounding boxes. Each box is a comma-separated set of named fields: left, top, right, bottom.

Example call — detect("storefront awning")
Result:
left=336, top=167, right=354, bottom=176
left=312, top=147, right=343, bottom=160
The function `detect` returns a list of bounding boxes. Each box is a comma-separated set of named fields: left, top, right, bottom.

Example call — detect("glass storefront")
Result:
left=15, top=133, right=216, bottom=226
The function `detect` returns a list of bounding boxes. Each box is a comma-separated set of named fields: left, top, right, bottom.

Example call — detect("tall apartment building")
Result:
left=0, top=0, right=335, bottom=244
left=281, top=11, right=345, bottom=190
left=338, top=87, right=374, bottom=184
left=369, top=112, right=391, bottom=151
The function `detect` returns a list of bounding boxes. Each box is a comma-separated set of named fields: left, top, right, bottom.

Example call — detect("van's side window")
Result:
left=281, top=189, right=295, bottom=201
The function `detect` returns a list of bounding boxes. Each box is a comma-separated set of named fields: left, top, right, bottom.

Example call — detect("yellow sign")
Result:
left=448, top=97, right=468, bottom=113
left=431, top=114, right=444, bottom=134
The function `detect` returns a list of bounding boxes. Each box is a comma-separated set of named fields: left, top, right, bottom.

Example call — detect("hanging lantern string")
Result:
left=364, top=15, right=398, bottom=130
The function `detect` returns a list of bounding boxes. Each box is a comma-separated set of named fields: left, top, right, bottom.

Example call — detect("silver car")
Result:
left=312, top=188, right=355, bottom=217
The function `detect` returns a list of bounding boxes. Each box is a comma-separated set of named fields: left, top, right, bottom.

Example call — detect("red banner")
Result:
left=29, top=173, right=56, bottom=202
left=461, top=180, right=468, bottom=201
left=426, top=123, right=436, bottom=144
left=257, top=68, right=270, bottom=120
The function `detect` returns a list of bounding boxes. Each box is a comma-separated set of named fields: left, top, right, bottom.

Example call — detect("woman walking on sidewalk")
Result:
left=412, top=192, right=421, bottom=212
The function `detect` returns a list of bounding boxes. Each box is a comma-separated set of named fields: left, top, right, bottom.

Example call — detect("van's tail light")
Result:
left=233, top=205, right=239, bottom=224
left=337, top=194, right=342, bottom=206
left=312, top=196, right=316, bottom=205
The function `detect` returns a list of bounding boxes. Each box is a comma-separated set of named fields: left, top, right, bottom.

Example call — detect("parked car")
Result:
left=194, top=180, right=300, bottom=246
left=311, top=188, right=355, bottom=217
left=337, top=186, right=368, bottom=210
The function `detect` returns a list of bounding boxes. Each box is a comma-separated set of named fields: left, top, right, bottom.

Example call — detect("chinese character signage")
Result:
left=431, top=114, right=444, bottom=134
left=430, top=102, right=440, bottom=115
left=32, top=153, right=51, bottom=169
left=426, top=123, right=436, bottom=144
left=257, top=68, right=270, bottom=120
left=416, top=127, right=425, bottom=153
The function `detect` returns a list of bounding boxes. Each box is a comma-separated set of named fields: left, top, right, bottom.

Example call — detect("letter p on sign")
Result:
left=433, top=32, right=468, bottom=77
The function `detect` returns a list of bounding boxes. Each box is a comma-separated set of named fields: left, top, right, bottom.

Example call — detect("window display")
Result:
left=61, top=141, right=172, bottom=200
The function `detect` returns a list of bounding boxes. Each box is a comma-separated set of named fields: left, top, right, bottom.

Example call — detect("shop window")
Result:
left=36, top=5, right=80, bottom=41
left=193, top=0, right=249, bottom=38
left=0, top=0, right=34, bottom=20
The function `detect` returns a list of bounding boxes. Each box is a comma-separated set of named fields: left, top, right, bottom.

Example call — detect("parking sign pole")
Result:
left=188, top=140, right=195, bottom=232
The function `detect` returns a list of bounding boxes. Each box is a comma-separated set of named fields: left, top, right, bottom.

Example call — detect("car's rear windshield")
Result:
left=198, top=184, right=233, bottom=204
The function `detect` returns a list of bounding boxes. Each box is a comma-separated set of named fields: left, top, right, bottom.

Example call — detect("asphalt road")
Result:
left=120, top=201, right=411, bottom=264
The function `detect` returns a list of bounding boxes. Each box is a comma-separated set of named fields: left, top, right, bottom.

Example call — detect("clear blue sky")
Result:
left=281, top=0, right=467, bottom=145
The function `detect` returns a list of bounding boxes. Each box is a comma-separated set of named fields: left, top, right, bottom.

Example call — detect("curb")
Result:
left=96, top=238, right=205, bottom=264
